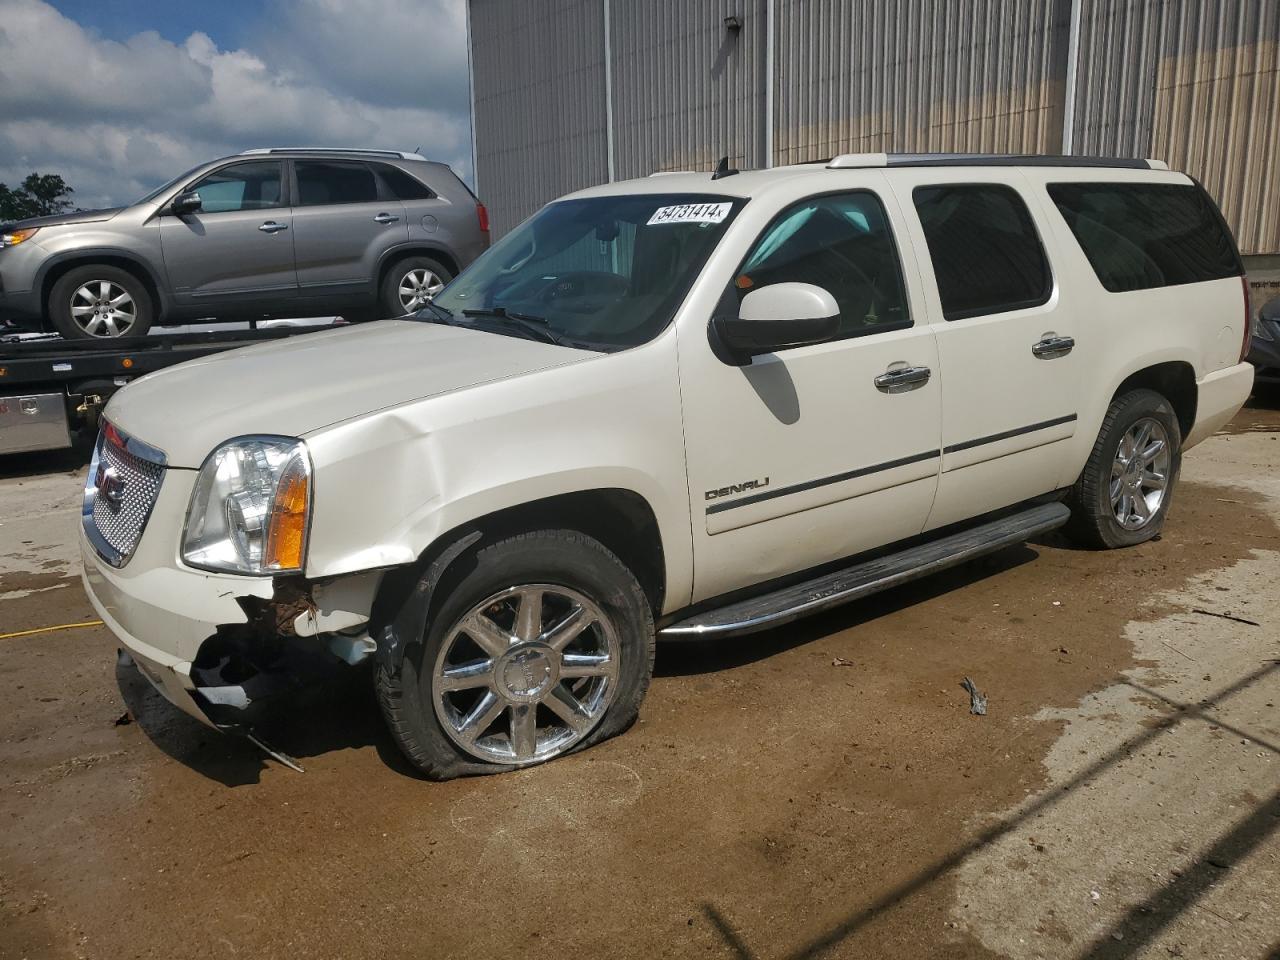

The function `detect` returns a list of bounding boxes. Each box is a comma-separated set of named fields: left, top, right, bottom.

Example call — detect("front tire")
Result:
left=376, top=529, right=655, bottom=780
left=379, top=256, right=452, bottom=318
left=1064, top=388, right=1182, bottom=549
left=49, top=265, right=154, bottom=340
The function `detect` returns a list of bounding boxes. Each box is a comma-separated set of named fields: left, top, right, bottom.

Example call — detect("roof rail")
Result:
left=239, top=147, right=428, bottom=161
left=826, top=152, right=1166, bottom=171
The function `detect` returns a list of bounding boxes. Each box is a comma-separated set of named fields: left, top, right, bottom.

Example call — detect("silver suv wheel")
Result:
left=69, top=280, right=138, bottom=337
left=1110, top=416, right=1170, bottom=530
left=431, top=583, right=620, bottom=765
left=397, top=267, right=444, bottom=313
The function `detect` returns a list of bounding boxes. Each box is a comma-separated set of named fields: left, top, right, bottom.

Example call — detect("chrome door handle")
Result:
left=1032, top=334, right=1075, bottom=359
left=373, top=212, right=401, bottom=224
left=258, top=221, right=289, bottom=233
left=874, top=365, right=932, bottom=394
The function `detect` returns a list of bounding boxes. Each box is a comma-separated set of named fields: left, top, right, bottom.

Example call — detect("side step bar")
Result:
left=659, top=502, right=1070, bottom=639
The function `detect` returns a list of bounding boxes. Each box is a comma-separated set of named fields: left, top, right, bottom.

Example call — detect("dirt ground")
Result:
left=1, top=401, right=1277, bottom=960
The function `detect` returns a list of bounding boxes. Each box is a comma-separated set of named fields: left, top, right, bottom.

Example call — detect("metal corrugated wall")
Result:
left=1072, top=0, right=1280, bottom=256
left=773, top=0, right=1071, bottom=164
left=609, top=0, right=768, bottom=179
left=468, top=1, right=1279, bottom=255
left=469, top=0, right=609, bottom=235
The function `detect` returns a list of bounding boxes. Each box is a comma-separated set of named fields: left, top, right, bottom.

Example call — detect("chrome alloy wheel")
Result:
left=70, top=280, right=137, bottom=337
left=1110, top=417, right=1171, bottom=530
left=432, top=584, right=620, bottom=765
left=397, top=268, right=444, bottom=313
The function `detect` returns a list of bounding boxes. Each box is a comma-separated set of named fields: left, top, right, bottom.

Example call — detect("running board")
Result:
left=660, top=502, right=1070, bottom=639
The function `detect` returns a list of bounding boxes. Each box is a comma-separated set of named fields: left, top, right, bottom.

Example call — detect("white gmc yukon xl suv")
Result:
left=81, top=154, right=1254, bottom=778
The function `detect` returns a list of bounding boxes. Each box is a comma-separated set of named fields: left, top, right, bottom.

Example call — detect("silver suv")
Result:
left=0, top=148, right=489, bottom=339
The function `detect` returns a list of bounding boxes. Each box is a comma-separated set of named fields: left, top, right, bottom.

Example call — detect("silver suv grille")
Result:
left=82, top=423, right=166, bottom=567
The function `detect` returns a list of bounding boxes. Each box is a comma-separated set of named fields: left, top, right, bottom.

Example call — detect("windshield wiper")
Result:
left=461, top=307, right=567, bottom=346
left=412, top=300, right=456, bottom=324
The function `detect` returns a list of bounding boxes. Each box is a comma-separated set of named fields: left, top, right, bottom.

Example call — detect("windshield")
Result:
left=430, top=193, right=745, bottom=350
left=132, top=164, right=204, bottom=206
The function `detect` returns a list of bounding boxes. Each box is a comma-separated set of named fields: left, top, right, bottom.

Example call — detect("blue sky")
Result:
left=0, top=0, right=472, bottom=208
left=43, top=0, right=254, bottom=48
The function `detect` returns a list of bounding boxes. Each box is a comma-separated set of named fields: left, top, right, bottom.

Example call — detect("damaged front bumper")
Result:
left=80, top=486, right=382, bottom=731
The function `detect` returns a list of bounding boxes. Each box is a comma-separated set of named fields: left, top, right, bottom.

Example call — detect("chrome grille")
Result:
left=83, top=424, right=166, bottom=567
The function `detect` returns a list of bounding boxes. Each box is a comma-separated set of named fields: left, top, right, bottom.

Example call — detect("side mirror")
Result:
left=171, top=190, right=202, bottom=216
left=712, top=282, right=840, bottom=363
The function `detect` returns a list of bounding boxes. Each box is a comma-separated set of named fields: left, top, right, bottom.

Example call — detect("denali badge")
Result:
left=705, top=477, right=770, bottom=501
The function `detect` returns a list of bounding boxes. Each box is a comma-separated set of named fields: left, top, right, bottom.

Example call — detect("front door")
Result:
left=289, top=159, right=409, bottom=301
left=678, top=184, right=943, bottom=603
left=888, top=173, right=1083, bottom=530
left=158, top=160, right=297, bottom=310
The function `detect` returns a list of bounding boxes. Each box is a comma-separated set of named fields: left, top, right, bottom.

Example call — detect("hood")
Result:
left=6, top=207, right=124, bottom=231
left=105, top=320, right=595, bottom=467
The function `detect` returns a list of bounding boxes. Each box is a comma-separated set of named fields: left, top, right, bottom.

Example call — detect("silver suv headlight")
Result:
left=182, top=437, right=312, bottom=575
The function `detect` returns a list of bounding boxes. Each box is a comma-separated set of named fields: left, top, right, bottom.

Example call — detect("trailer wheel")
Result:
left=49, top=265, right=154, bottom=340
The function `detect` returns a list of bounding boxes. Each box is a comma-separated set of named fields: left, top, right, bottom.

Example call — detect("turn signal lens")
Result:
left=1, top=227, right=39, bottom=247
left=265, top=455, right=310, bottom=571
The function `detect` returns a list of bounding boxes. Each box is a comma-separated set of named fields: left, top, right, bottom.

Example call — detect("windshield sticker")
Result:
left=647, top=202, right=732, bottom=226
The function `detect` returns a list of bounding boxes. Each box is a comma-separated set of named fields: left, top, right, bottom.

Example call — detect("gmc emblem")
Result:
left=96, top=462, right=125, bottom=509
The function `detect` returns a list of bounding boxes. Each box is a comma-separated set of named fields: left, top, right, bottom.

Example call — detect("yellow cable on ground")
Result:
left=0, top=620, right=104, bottom=641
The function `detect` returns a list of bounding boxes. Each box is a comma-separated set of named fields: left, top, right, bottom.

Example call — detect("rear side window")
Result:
left=912, top=184, right=1052, bottom=321
left=295, top=160, right=378, bottom=206
left=1047, top=182, right=1242, bottom=293
left=736, top=191, right=910, bottom=340
left=376, top=163, right=435, bottom=200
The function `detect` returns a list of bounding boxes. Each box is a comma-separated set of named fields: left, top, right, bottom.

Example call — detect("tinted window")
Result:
left=295, top=161, right=378, bottom=206
left=913, top=184, right=1051, bottom=321
left=189, top=162, right=282, bottom=213
left=736, top=192, right=910, bottom=340
left=1047, top=182, right=1242, bottom=292
left=376, top=163, right=435, bottom=200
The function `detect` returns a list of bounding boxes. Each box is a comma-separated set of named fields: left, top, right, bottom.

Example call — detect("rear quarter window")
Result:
left=1047, top=182, right=1242, bottom=293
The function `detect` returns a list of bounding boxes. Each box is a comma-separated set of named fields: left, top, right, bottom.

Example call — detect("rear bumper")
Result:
left=1184, top=362, right=1255, bottom=449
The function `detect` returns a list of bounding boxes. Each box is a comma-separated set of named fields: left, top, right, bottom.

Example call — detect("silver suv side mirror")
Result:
left=171, top=191, right=202, bottom=216
left=712, top=281, right=841, bottom=364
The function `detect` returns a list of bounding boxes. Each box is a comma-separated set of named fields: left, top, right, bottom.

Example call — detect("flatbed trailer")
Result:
left=0, top=323, right=344, bottom=455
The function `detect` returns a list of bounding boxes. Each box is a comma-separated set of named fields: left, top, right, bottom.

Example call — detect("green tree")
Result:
left=0, top=173, right=75, bottom=221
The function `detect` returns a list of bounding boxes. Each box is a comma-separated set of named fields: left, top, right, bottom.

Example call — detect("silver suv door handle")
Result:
left=373, top=212, right=401, bottom=224
left=258, top=221, right=289, bottom=234
left=1032, top=334, right=1075, bottom=359
left=874, top=365, right=932, bottom=394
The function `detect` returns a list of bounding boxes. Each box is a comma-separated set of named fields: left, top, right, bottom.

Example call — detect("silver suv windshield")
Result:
left=428, top=193, right=745, bottom=351
left=132, top=164, right=204, bottom=206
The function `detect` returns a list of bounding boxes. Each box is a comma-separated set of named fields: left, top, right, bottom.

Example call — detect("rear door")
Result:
left=290, top=159, right=408, bottom=300
left=158, top=160, right=297, bottom=309
left=888, top=172, right=1082, bottom=530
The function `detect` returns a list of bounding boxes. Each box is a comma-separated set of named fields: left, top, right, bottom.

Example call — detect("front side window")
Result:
left=431, top=193, right=744, bottom=351
left=913, top=184, right=1052, bottom=321
left=1047, top=182, right=1242, bottom=293
left=735, top=191, right=910, bottom=340
left=189, top=161, right=283, bottom=214
left=295, top=160, right=379, bottom=206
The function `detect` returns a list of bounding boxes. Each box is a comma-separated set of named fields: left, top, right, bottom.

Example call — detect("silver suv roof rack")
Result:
left=239, top=147, right=428, bottom=161
left=826, top=152, right=1167, bottom=171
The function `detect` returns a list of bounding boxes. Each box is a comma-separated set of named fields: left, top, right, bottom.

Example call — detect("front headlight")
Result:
left=182, top=437, right=312, bottom=575
left=1, top=227, right=39, bottom=247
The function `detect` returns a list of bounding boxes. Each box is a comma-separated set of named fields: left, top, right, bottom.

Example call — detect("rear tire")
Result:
left=49, top=265, right=154, bottom=340
left=376, top=529, right=655, bottom=780
left=1064, top=389, right=1182, bottom=549
left=379, top=256, right=452, bottom=318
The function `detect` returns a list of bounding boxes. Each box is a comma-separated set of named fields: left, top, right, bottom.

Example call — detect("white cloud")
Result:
left=0, top=0, right=472, bottom=209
